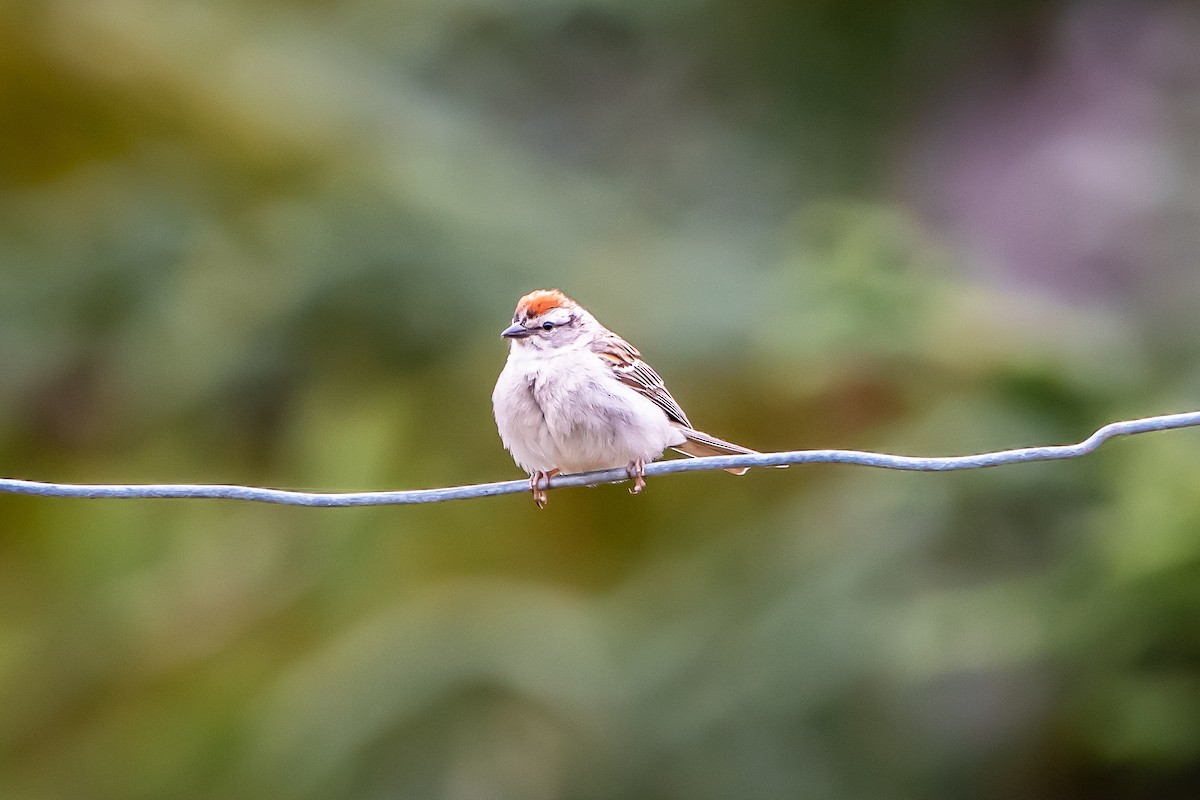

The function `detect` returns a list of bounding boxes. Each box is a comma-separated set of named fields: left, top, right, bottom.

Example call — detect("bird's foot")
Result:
left=529, top=469, right=558, bottom=508
left=626, top=459, right=646, bottom=495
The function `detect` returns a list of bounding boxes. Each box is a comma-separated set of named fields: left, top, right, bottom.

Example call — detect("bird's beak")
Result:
left=501, top=323, right=532, bottom=339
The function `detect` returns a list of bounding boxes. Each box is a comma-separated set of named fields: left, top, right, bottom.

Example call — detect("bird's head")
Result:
left=501, top=289, right=593, bottom=350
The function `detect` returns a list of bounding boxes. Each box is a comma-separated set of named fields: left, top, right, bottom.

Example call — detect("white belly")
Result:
left=492, top=347, right=685, bottom=474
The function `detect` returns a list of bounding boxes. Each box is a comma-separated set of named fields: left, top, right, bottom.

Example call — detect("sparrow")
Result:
left=492, top=289, right=768, bottom=507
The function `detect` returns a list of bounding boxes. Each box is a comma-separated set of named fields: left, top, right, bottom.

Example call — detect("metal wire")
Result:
left=1, top=411, right=1197, bottom=507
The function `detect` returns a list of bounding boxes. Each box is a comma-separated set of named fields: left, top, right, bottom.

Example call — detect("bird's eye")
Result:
left=542, top=321, right=554, bottom=331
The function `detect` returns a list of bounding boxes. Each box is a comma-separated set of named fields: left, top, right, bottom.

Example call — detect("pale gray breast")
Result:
left=533, top=351, right=638, bottom=435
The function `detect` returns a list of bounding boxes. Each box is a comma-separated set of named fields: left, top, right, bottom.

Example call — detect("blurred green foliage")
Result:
left=2, top=1, right=1200, bottom=798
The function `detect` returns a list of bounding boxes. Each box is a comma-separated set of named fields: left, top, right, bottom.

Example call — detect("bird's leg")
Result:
left=529, top=469, right=558, bottom=508
left=626, top=459, right=646, bottom=495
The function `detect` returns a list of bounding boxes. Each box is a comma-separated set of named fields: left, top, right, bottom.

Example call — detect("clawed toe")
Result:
left=529, top=469, right=558, bottom=508
left=626, top=459, right=646, bottom=495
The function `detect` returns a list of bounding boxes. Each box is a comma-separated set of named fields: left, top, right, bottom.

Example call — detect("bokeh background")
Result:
left=3, top=1, right=1200, bottom=798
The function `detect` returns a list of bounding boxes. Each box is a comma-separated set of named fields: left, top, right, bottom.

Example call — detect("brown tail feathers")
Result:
left=671, top=428, right=785, bottom=475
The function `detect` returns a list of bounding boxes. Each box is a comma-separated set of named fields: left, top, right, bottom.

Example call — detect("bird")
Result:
left=492, top=288, right=771, bottom=507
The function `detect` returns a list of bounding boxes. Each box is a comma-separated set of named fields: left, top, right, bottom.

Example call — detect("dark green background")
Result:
left=2, top=1, right=1200, bottom=797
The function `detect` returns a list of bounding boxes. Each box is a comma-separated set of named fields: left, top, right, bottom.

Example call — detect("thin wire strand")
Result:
left=1, top=411, right=1197, bottom=507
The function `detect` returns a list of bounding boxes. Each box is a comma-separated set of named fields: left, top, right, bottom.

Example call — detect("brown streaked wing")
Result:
left=591, top=334, right=693, bottom=428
